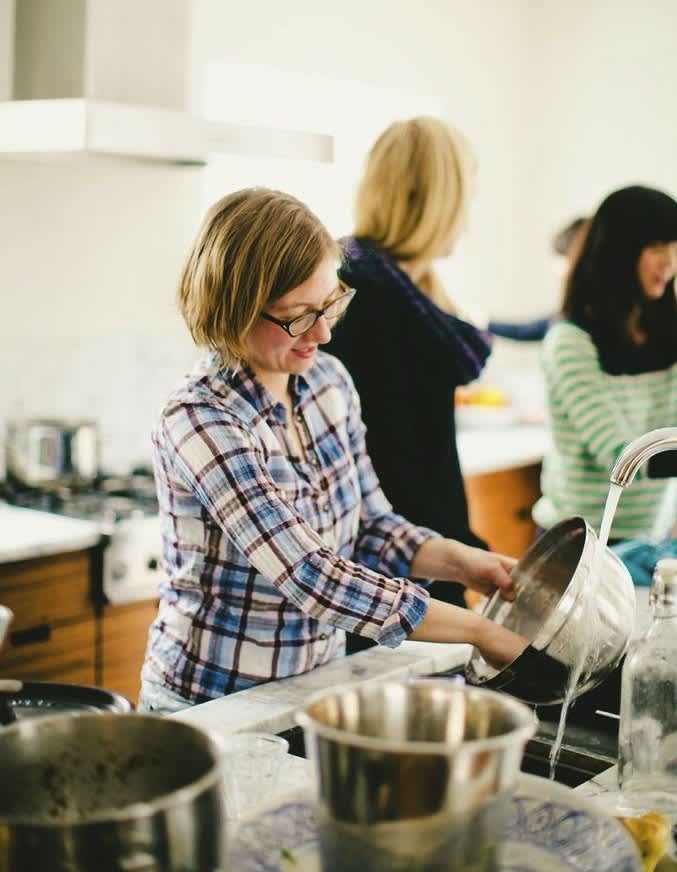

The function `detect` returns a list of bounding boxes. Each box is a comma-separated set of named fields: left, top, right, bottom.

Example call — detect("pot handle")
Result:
left=0, top=605, right=13, bottom=649
left=0, top=607, right=22, bottom=725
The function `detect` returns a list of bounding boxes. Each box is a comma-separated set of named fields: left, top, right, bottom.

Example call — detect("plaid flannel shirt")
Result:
left=141, top=351, right=435, bottom=702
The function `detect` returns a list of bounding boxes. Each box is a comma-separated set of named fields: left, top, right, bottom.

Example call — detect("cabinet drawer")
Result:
left=101, top=600, right=158, bottom=705
left=2, top=616, right=96, bottom=685
left=0, top=551, right=92, bottom=629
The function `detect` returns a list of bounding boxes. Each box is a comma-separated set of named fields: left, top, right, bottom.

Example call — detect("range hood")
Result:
left=0, top=0, right=207, bottom=165
left=0, top=0, right=334, bottom=165
left=0, top=98, right=208, bottom=165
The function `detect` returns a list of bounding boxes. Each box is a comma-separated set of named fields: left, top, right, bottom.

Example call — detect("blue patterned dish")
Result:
left=226, top=773, right=641, bottom=872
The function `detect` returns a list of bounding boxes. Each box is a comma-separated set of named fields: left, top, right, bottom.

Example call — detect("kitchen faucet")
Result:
left=610, top=427, right=677, bottom=488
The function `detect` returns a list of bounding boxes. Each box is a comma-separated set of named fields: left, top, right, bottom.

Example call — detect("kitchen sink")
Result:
left=277, top=720, right=616, bottom=790
left=520, top=729, right=614, bottom=787
left=278, top=666, right=622, bottom=789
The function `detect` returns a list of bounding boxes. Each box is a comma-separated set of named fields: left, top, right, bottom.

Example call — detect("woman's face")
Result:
left=637, top=241, right=677, bottom=300
left=244, top=255, right=341, bottom=394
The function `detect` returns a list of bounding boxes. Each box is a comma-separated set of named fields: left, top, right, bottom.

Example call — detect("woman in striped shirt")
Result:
left=533, top=185, right=677, bottom=544
left=139, top=188, right=526, bottom=711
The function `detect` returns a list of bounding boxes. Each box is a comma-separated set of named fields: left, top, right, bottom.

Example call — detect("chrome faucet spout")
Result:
left=610, top=427, right=677, bottom=487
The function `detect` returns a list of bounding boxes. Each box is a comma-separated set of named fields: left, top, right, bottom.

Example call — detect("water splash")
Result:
left=548, top=484, right=623, bottom=778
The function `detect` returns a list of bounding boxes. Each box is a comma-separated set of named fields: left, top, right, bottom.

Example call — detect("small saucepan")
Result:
left=5, top=418, right=99, bottom=489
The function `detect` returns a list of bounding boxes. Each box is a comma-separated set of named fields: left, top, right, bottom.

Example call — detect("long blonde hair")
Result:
left=178, top=188, right=339, bottom=365
left=354, top=116, right=475, bottom=310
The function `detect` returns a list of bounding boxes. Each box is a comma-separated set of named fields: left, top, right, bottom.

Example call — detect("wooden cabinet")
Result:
left=464, top=463, right=542, bottom=559
left=0, top=551, right=97, bottom=685
left=1, top=617, right=97, bottom=684
left=0, top=551, right=157, bottom=703
left=101, top=599, right=158, bottom=705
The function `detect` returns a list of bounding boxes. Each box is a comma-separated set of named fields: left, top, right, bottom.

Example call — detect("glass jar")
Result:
left=618, top=558, right=677, bottom=815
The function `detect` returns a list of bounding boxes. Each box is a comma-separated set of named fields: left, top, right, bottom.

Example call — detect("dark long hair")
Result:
left=562, top=185, right=677, bottom=369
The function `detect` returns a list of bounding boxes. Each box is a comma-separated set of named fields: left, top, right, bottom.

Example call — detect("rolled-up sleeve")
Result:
left=161, top=402, right=429, bottom=647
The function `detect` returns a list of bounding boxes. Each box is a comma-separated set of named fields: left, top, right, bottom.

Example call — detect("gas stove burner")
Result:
left=0, top=471, right=158, bottom=524
left=100, top=473, right=157, bottom=502
left=56, top=493, right=152, bottom=523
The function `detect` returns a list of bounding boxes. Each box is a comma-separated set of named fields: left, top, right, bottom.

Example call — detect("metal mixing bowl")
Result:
left=466, top=516, right=635, bottom=704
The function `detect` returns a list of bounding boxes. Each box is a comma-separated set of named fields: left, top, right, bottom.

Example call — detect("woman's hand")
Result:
left=448, top=544, right=517, bottom=600
left=410, top=539, right=517, bottom=601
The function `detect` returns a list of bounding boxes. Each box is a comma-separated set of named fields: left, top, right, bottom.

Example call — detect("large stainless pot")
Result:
left=5, top=418, right=99, bottom=489
left=466, top=516, right=635, bottom=705
left=0, top=713, right=225, bottom=872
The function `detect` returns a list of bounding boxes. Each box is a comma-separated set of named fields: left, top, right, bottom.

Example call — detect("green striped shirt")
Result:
left=533, top=321, right=677, bottom=540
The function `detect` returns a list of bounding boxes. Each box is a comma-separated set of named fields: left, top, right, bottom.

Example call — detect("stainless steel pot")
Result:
left=0, top=713, right=225, bottom=872
left=5, top=418, right=99, bottom=489
left=297, top=680, right=536, bottom=872
left=465, top=516, right=635, bottom=705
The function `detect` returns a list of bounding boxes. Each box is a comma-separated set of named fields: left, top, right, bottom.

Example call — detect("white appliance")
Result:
left=102, top=514, right=163, bottom=604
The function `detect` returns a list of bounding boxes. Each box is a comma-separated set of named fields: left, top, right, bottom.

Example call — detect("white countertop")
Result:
left=171, top=639, right=470, bottom=737
left=172, top=640, right=470, bottom=807
left=457, top=423, right=549, bottom=477
left=0, top=503, right=102, bottom=563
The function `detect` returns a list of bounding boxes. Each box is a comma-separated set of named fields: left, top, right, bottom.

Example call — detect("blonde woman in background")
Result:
left=326, top=117, right=493, bottom=648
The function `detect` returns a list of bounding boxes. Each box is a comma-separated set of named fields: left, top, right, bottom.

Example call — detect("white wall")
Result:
left=0, top=0, right=13, bottom=100
left=191, top=0, right=531, bottom=317
left=519, top=0, right=677, bottom=317
left=1, top=0, right=676, bottom=473
left=0, top=157, right=204, bottom=471
left=0, top=0, right=529, bottom=473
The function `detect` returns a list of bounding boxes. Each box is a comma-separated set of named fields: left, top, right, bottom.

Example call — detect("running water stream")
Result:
left=548, top=483, right=624, bottom=778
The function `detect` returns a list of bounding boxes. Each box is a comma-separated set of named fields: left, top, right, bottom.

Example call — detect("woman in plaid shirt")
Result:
left=139, top=188, right=526, bottom=711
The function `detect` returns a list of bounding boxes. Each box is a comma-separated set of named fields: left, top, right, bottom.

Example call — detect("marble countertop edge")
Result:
left=171, top=641, right=470, bottom=736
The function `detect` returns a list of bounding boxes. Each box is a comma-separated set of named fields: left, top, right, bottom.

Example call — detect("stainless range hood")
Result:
left=0, top=0, right=207, bottom=165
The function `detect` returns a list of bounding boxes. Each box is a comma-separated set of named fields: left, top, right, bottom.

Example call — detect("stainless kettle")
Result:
left=5, top=418, right=99, bottom=489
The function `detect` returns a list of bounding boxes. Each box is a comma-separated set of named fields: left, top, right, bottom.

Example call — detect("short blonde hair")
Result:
left=178, top=188, right=339, bottom=363
left=354, top=116, right=475, bottom=306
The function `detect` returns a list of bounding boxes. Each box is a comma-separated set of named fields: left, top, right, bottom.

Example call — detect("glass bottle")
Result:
left=617, top=558, right=677, bottom=814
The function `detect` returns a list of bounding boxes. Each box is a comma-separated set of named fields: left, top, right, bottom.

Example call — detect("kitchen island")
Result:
left=0, top=503, right=156, bottom=703
left=172, top=587, right=651, bottom=807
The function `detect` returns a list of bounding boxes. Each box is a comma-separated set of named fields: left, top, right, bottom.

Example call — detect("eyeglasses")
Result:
left=260, top=287, right=356, bottom=337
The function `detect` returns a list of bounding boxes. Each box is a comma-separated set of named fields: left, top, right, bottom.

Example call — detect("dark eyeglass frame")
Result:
left=260, top=286, right=356, bottom=337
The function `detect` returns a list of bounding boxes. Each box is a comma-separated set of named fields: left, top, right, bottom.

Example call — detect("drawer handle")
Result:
left=10, top=624, right=51, bottom=646
left=514, top=507, right=533, bottom=522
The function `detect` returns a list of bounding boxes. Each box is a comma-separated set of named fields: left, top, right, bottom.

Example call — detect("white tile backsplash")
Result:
left=0, top=330, right=198, bottom=477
